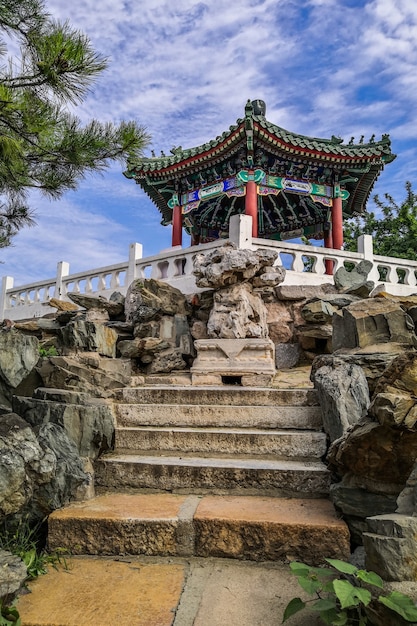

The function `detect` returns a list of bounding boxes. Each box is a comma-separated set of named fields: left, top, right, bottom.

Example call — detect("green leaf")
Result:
left=333, top=579, right=366, bottom=609
left=319, top=607, right=343, bottom=624
left=326, top=559, right=357, bottom=575
left=310, top=598, right=338, bottom=612
left=356, top=569, right=384, bottom=589
left=289, top=562, right=310, bottom=575
left=282, top=597, right=306, bottom=623
left=379, top=591, right=417, bottom=621
left=298, top=575, right=321, bottom=595
left=331, top=611, right=349, bottom=626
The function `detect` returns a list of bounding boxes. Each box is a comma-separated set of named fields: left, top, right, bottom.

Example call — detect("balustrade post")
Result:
left=54, top=261, right=70, bottom=299
left=229, top=214, right=253, bottom=249
left=127, top=242, right=143, bottom=287
left=357, top=234, right=379, bottom=282
left=0, top=276, right=13, bottom=320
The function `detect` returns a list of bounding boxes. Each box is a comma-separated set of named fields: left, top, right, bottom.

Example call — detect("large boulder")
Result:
left=0, top=329, right=39, bottom=388
left=125, top=278, right=189, bottom=324
left=332, top=298, right=417, bottom=351
left=193, top=242, right=282, bottom=289
left=207, top=282, right=269, bottom=339
left=312, top=359, right=370, bottom=442
left=58, top=320, right=118, bottom=357
left=334, top=259, right=374, bottom=297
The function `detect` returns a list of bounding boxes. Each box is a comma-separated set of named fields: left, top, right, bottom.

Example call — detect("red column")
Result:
left=324, top=229, right=334, bottom=275
left=331, top=196, right=344, bottom=250
left=245, top=170, right=258, bottom=238
left=172, top=205, right=183, bottom=247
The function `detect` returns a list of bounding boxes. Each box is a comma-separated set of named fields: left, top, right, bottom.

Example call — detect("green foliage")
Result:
left=0, top=516, right=69, bottom=580
left=344, top=182, right=417, bottom=261
left=282, top=558, right=417, bottom=625
left=0, top=601, right=21, bottom=625
left=39, top=345, right=58, bottom=357
left=0, top=0, right=150, bottom=248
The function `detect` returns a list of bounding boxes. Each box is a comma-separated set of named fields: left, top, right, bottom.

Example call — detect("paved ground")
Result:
left=18, top=555, right=322, bottom=626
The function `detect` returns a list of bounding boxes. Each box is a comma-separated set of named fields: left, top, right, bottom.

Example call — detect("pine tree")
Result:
left=0, top=0, right=150, bottom=248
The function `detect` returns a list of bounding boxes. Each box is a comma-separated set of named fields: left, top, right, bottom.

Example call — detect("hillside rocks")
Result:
left=0, top=330, right=39, bottom=389
left=312, top=360, right=370, bottom=442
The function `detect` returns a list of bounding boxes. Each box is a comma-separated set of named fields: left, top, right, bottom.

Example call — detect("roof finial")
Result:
left=251, top=99, right=266, bottom=117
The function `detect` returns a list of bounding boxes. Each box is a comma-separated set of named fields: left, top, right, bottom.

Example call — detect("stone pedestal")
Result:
left=191, top=338, right=275, bottom=386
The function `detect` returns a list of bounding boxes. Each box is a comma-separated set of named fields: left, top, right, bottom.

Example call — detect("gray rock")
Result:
left=364, top=514, right=417, bottom=581
left=275, top=343, right=301, bottom=369
left=58, top=320, right=118, bottom=357
left=332, top=298, right=417, bottom=351
left=313, top=361, right=370, bottom=442
left=396, top=462, right=417, bottom=515
left=145, top=348, right=187, bottom=374
left=330, top=482, right=398, bottom=518
left=193, top=242, right=279, bottom=289
left=67, top=292, right=123, bottom=316
left=118, top=338, right=170, bottom=359
left=12, top=393, right=115, bottom=459
left=0, top=413, right=55, bottom=516
left=334, top=259, right=375, bottom=297
left=0, top=329, right=39, bottom=388
left=301, top=300, right=336, bottom=323
left=275, top=284, right=335, bottom=301
left=207, top=282, right=269, bottom=339
left=0, top=550, right=27, bottom=599
left=125, top=278, right=189, bottom=324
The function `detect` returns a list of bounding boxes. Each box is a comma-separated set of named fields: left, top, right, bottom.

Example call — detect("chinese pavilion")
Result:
left=124, top=100, right=395, bottom=252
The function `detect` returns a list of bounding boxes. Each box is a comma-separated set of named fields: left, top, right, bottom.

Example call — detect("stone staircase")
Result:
left=48, top=378, right=350, bottom=564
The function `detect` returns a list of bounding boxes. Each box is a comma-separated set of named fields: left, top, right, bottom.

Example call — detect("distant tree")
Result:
left=0, top=0, right=150, bottom=248
left=344, top=181, right=417, bottom=261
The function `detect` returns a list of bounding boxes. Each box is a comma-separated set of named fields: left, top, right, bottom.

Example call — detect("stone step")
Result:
left=114, top=426, right=327, bottom=458
left=47, top=493, right=350, bottom=564
left=113, top=386, right=318, bottom=407
left=95, top=453, right=330, bottom=497
left=114, top=403, right=323, bottom=430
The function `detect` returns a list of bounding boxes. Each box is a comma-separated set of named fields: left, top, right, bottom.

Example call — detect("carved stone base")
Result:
left=191, top=339, right=275, bottom=386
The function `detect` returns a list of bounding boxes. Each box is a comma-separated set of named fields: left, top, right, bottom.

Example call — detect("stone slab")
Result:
left=114, top=426, right=327, bottom=458
left=114, top=403, right=323, bottom=430
left=18, top=556, right=323, bottom=626
left=18, top=557, right=185, bottom=626
left=48, top=493, right=190, bottom=556
left=194, top=496, right=350, bottom=564
left=192, top=338, right=276, bottom=375
left=95, top=454, right=331, bottom=496
left=114, top=386, right=319, bottom=407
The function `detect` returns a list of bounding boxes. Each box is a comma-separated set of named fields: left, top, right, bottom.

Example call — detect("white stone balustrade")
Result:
left=2, top=214, right=417, bottom=321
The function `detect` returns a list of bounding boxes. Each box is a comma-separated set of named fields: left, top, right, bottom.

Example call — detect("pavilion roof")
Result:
left=124, top=100, right=396, bottom=225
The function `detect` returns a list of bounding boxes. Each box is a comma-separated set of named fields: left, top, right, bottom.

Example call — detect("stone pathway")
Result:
left=18, top=555, right=322, bottom=626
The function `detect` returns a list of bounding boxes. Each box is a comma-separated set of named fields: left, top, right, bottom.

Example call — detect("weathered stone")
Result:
left=49, top=298, right=78, bottom=312
left=275, top=343, right=301, bottom=369
left=193, top=242, right=279, bottom=289
left=0, top=329, right=39, bottom=388
left=301, top=300, right=336, bottom=323
left=318, top=293, right=361, bottom=308
left=332, top=298, right=417, bottom=351
left=327, top=421, right=417, bottom=486
left=0, top=413, right=55, bottom=516
left=67, top=293, right=123, bottom=316
left=58, top=320, right=118, bottom=357
left=145, top=348, right=187, bottom=374
left=125, top=279, right=189, bottom=324
left=274, top=284, right=335, bottom=301
left=297, top=324, right=332, bottom=339
left=330, top=482, right=398, bottom=518
left=370, top=388, right=416, bottom=428
left=12, top=393, right=115, bottom=459
left=190, top=320, right=208, bottom=340
left=312, top=361, right=370, bottom=442
left=374, top=351, right=417, bottom=397
left=364, top=514, right=417, bottom=581
left=118, top=338, right=170, bottom=359
left=396, top=462, right=417, bottom=515
left=312, top=347, right=406, bottom=394
left=251, top=266, right=285, bottom=288
left=208, top=283, right=268, bottom=339
left=84, top=309, right=110, bottom=323
left=192, top=338, right=275, bottom=380
left=0, top=550, right=27, bottom=599
left=334, top=259, right=374, bottom=296
left=37, top=356, right=127, bottom=397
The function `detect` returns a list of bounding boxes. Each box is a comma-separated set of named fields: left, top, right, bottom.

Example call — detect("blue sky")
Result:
left=2, top=0, right=417, bottom=285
